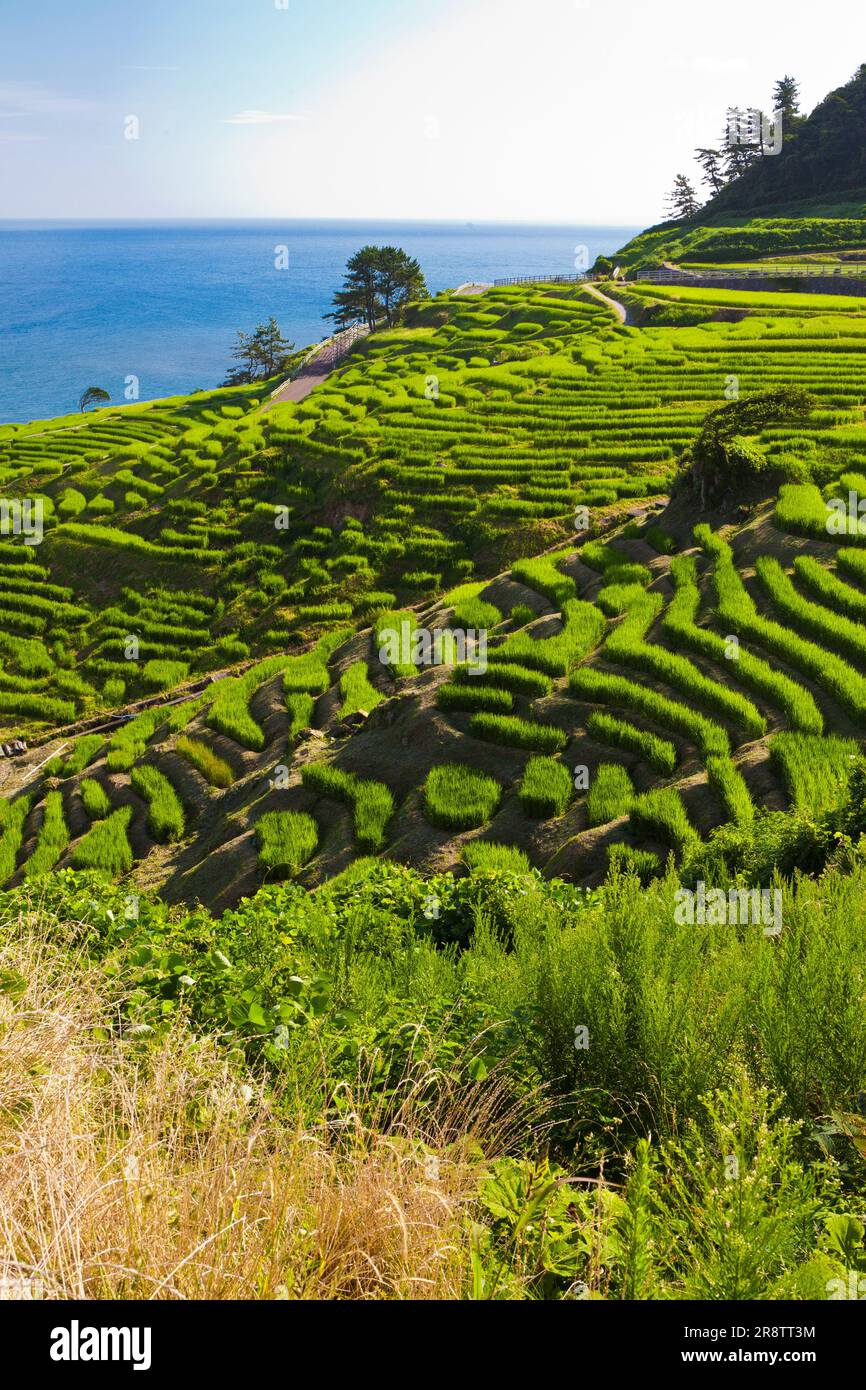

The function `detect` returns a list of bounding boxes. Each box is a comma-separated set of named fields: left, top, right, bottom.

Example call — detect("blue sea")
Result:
left=0, top=220, right=639, bottom=425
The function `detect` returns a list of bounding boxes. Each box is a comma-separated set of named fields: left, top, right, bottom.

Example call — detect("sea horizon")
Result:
left=0, top=219, right=641, bottom=424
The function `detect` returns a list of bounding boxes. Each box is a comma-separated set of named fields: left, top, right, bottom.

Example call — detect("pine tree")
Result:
left=665, top=174, right=700, bottom=219
left=694, top=148, right=726, bottom=195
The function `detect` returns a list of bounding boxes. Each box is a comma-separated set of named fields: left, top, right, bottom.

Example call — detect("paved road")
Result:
left=263, top=323, right=369, bottom=410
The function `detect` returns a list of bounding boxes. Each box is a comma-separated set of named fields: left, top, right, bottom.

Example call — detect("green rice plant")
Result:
left=706, top=755, right=754, bottom=828
left=22, top=791, right=68, bottom=879
left=511, top=551, right=577, bottom=607
left=756, top=555, right=866, bottom=668
left=208, top=654, right=328, bottom=750
left=601, top=584, right=766, bottom=737
left=71, top=807, right=134, bottom=876
left=490, top=598, right=605, bottom=675
left=571, top=668, right=729, bottom=758
left=141, top=659, right=189, bottom=691
left=0, top=693, right=75, bottom=725
left=664, top=556, right=822, bottom=735
left=107, top=708, right=165, bottom=772
left=80, top=779, right=111, bottom=821
left=0, top=794, right=33, bottom=884
left=587, top=763, right=634, bottom=826
left=452, top=662, right=552, bottom=698
left=374, top=610, right=419, bottom=678
left=287, top=693, right=315, bottom=739
left=437, top=683, right=513, bottom=714
left=301, top=763, right=394, bottom=851
left=793, top=555, right=866, bottom=622
left=836, top=546, right=866, bottom=587
left=423, top=764, right=501, bottom=830
left=163, top=692, right=211, bottom=735
left=469, top=712, right=568, bottom=752
left=256, top=811, right=319, bottom=878
left=630, top=788, right=698, bottom=857
left=176, top=736, right=234, bottom=789
left=461, top=841, right=531, bottom=874
left=519, top=757, right=573, bottom=818
left=129, top=765, right=186, bottom=843
left=695, top=526, right=866, bottom=721
left=45, top=734, right=105, bottom=778
left=338, top=662, right=384, bottom=718
left=606, top=841, right=662, bottom=884
left=588, top=711, right=677, bottom=775
left=769, top=732, right=858, bottom=814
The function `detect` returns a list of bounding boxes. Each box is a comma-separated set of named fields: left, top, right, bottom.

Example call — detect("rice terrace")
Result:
left=3, top=10, right=866, bottom=1335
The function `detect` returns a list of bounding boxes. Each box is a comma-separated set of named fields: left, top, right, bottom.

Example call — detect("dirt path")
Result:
left=583, top=282, right=630, bottom=325
left=263, top=323, right=369, bottom=410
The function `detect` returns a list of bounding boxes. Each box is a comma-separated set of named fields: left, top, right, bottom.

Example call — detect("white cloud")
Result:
left=0, top=81, right=93, bottom=116
left=223, top=109, right=306, bottom=126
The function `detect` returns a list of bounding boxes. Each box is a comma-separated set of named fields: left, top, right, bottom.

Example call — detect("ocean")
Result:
left=0, top=220, right=639, bottom=425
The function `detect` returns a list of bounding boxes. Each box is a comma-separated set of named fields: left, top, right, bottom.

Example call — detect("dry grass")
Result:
left=0, top=920, right=523, bottom=1301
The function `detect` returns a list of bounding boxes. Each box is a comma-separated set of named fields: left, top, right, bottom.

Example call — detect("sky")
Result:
left=0, top=0, right=859, bottom=224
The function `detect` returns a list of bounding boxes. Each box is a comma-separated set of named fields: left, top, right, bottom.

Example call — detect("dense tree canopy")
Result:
left=328, top=246, right=428, bottom=331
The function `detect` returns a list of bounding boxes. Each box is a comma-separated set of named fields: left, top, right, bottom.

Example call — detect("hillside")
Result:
left=1, top=270, right=866, bottom=913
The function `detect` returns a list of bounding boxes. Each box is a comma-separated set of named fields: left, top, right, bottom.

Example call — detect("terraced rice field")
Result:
left=2, top=277, right=866, bottom=906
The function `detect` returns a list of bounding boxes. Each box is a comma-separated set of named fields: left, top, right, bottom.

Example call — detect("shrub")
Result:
left=256, top=811, right=319, bottom=878
left=424, top=765, right=501, bottom=830
left=129, top=766, right=186, bottom=843
left=176, top=737, right=234, bottom=789
left=519, top=757, right=573, bottom=818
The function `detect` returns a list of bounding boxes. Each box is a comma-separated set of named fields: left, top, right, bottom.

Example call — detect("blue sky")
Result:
left=0, top=0, right=858, bottom=222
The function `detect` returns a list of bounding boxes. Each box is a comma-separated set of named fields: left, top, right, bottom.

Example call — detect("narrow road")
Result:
left=263, top=323, right=369, bottom=410
left=583, top=281, right=630, bottom=325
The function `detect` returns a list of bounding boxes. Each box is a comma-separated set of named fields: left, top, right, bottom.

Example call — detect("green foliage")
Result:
left=588, top=711, right=677, bottom=775
left=71, top=808, right=134, bottom=876
left=469, top=712, right=567, bottom=753
left=80, top=778, right=111, bottom=821
left=587, top=763, right=634, bottom=826
left=301, top=762, right=394, bottom=851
